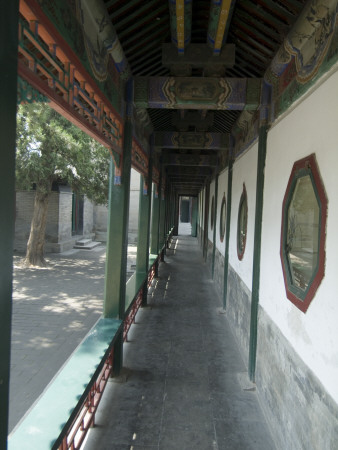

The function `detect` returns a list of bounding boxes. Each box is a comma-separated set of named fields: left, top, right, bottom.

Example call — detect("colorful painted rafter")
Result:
left=169, top=0, right=192, bottom=54
left=18, top=0, right=124, bottom=155
left=208, top=0, right=236, bottom=54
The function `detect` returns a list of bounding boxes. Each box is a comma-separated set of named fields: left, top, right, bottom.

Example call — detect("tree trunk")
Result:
left=24, top=188, right=51, bottom=267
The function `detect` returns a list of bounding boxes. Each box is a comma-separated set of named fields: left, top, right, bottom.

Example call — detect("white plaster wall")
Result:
left=208, top=180, right=216, bottom=241
left=229, top=144, right=258, bottom=290
left=215, top=169, right=228, bottom=257
left=260, top=69, right=338, bottom=402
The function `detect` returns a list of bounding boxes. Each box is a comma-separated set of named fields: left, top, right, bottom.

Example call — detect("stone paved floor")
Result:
left=9, top=244, right=137, bottom=433
left=83, top=234, right=276, bottom=450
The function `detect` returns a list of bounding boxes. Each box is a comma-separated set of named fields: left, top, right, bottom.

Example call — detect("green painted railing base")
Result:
left=8, top=317, right=122, bottom=450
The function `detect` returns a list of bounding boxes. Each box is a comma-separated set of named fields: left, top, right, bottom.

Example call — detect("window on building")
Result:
left=237, top=184, right=247, bottom=260
left=280, top=154, right=327, bottom=312
left=220, top=194, right=226, bottom=242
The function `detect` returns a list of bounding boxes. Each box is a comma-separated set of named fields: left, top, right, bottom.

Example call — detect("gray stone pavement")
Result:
left=83, top=234, right=276, bottom=450
left=9, top=244, right=137, bottom=433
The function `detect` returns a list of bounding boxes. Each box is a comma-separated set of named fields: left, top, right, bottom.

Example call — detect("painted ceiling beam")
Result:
left=134, top=76, right=262, bottom=110
left=240, top=0, right=289, bottom=33
left=155, top=132, right=229, bottom=150
left=168, top=176, right=209, bottom=182
left=169, top=0, right=192, bottom=55
left=170, top=179, right=206, bottom=185
left=172, top=110, right=215, bottom=131
left=207, top=0, right=237, bottom=55
left=163, top=154, right=218, bottom=167
left=235, top=9, right=281, bottom=40
left=113, top=0, right=159, bottom=30
left=118, top=4, right=168, bottom=39
left=168, top=173, right=212, bottom=178
left=80, top=0, right=131, bottom=79
left=232, top=17, right=277, bottom=50
left=123, top=18, right=165, bottom=47
left=175, top=190, right=201, bottom=196
left=166, top=165, right=214, bottom=176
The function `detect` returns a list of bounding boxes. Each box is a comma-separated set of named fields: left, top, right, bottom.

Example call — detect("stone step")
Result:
left=75, top=238, right=92, bottom=246
left=73, top=239, right=101, bottom=250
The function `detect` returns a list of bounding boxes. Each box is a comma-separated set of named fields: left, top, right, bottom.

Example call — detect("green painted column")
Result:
left=203, top=182, right=210, bottom=260
left=165, top=183, right=172, bottom=248
left=103, top=79, right=133, bottom=373
left=191, top=197, right=198, bottom=237
left=150, top=185, right=160, bottom=255
left=0, top=2, right=19, bottom=447
left=173, top=192, right=179, bottom=235
left=223, top=154, right=233, bottom=310
left=136, top=156, right=152, bottom=305
left=159, top=186, right=166, bottom=253
left=103, top=152, right=132, bottom=319
left=248, top=125, right=268, bottom=381
left=211, top=174, right=219, bottom=278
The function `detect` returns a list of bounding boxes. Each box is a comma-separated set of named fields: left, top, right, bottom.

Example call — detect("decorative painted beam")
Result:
left=167, top=166, right=213, bottom=177
left=163, top=154, right=218, bottom=167
left=169, top=0, right=192, bottom=55
left=265, top=0, right=338, bottom=120
left=19, top=0, right=124, bottom=156
left=80, top=0, right=131, bottom=79
left=132, top=138, right=149, bottom=177
left=207, top=0, right=237, bottom=54
left=155, top=131, right=229, bottom=149
left=134, top=76, right=262, bottom=110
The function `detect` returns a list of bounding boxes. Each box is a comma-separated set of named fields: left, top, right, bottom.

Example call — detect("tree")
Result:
left=16, top=102, right=111, bottom=266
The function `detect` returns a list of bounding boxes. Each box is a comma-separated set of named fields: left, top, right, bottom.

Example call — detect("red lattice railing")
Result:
left=59, top=348, right=114, bottom=450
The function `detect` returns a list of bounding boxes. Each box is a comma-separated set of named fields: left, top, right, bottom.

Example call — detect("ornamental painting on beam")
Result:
left=35, top=0, right=122, bottom=107
left=265, top=0, right=338, bottom=119
left=168, top=132, right=225, bottom=149
left=132, top=140, right=148, bottom=177
left=143, top=77, right=262, bottom=110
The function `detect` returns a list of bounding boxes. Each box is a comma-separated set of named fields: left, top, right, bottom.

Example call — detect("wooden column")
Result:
left=203, top=183, right=210, bottom=260
left=212, top=174, right=219, bottom=278
left=0, top=1, right=19, bottom=447
left=248, top=125, right=268, bottom=381
left=159, top=183, right=166, bottom=252
left=173, top=192, right=179, bottom=235
left=103, top=79, right=133, bottom=372
left=136, top=153, right=152, bottom=306
left=223, top=153, right=233, bottom=310
left=150, top=185, right=160, bottom=256
left=191, top=197, right=198, bottom=237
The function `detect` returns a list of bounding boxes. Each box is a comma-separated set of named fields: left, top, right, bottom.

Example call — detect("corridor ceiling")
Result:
left=104, top=0, right=306, bottom=196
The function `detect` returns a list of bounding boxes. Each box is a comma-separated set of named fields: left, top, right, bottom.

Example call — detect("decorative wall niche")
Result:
left=280, top=154, right=327, bottom=313
left=237, top=184, right=248, bottom=260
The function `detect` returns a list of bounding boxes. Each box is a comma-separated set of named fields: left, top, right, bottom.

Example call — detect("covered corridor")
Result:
left=84, top=232, right=275, bottom=450
left=2, top=1, right=338, bottom=449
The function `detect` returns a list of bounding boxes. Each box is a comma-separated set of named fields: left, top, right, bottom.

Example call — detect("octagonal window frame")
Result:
left=237, top=183, right=248, bottom=261
left=280, top=154, right=327, bottom=313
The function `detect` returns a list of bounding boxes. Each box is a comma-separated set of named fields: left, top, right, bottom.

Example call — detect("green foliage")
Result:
left=16, top=103, right=110, bottom=204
